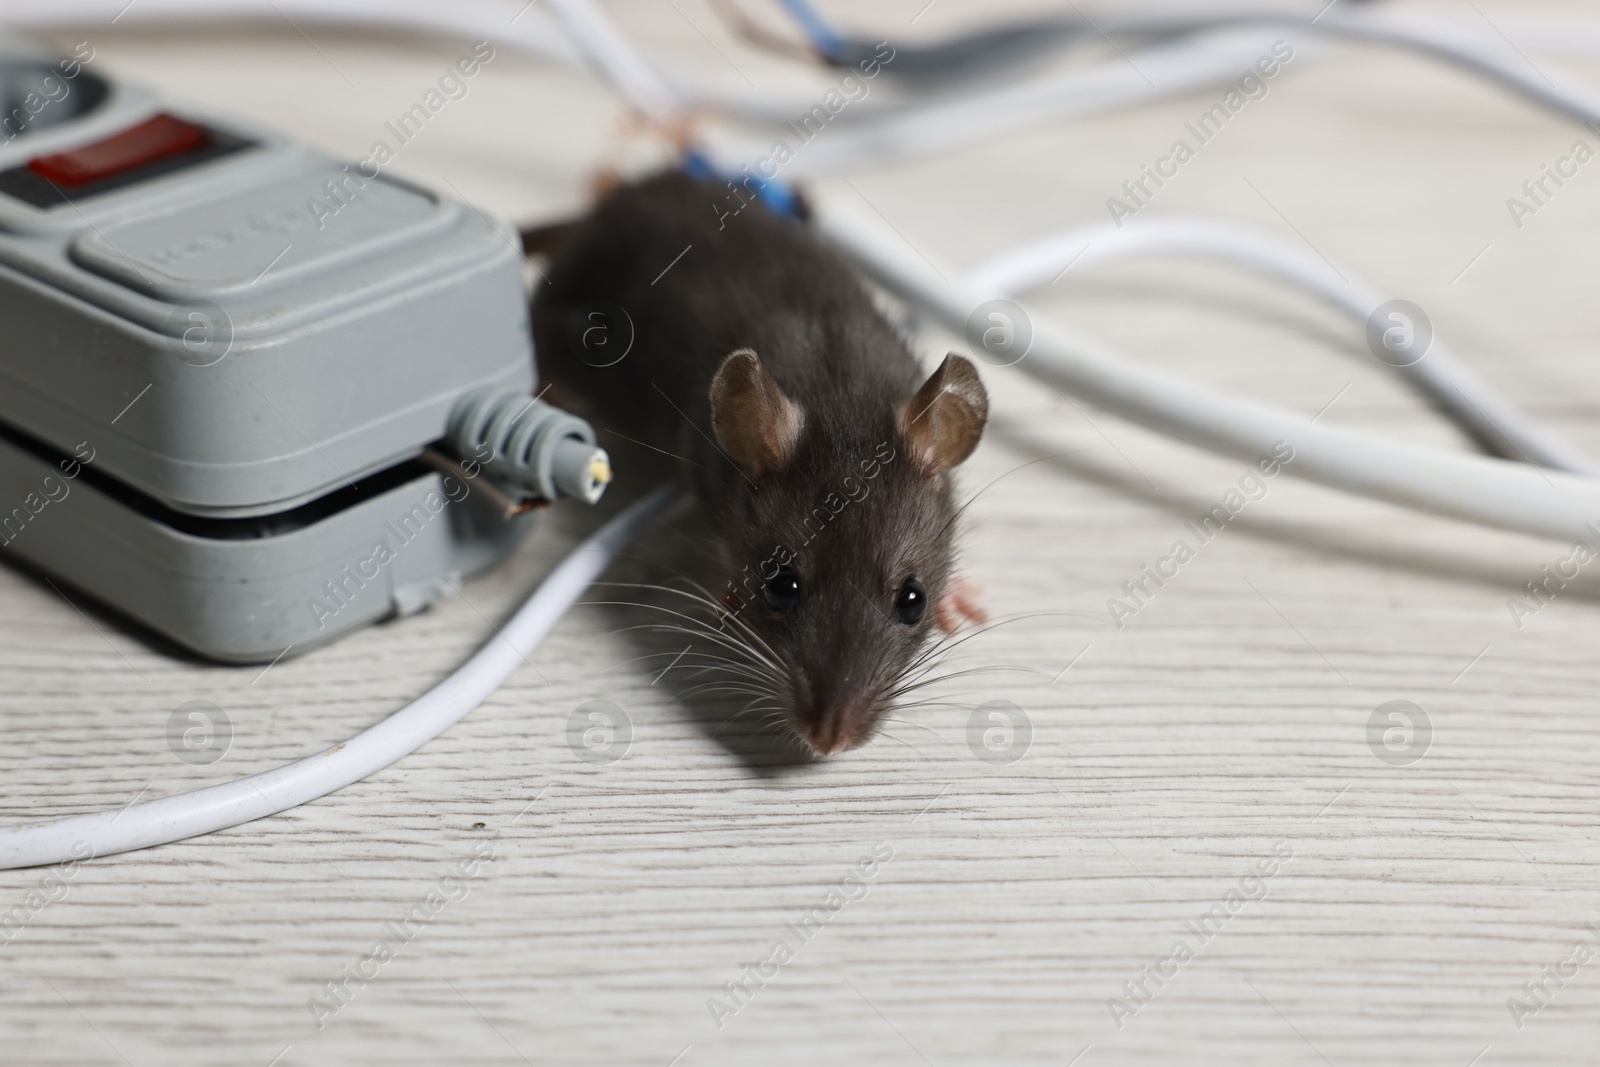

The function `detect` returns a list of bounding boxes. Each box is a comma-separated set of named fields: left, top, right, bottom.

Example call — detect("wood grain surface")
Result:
left=4, top=1, right=1600, bottom=1063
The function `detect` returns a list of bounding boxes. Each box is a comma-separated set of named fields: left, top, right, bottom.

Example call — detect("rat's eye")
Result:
left=763, top=565, right=800, bottom=613
left=894, top=578, right=927, bottom=625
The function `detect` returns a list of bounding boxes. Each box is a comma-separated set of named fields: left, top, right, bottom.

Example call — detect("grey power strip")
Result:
left=0, top=38, right=602, bottom=663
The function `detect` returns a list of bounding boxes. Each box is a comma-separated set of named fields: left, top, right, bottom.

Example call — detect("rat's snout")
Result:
left=804, top=714, right=855, bottom=757
left=795, top=681, right=878, bottom=756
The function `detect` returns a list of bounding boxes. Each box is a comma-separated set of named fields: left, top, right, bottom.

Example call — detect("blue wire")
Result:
left=774, top=0, right=848, bottom=60
left=681, top=147, right=803, bottom=220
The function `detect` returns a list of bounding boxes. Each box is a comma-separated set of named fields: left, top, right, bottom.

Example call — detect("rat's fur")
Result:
left=530, top=172, right=986, bottom=754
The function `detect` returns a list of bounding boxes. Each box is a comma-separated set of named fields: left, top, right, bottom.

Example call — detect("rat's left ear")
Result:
left=901, top=353, right=989, bottom=473
left=710, top=348, right=804, bottom=474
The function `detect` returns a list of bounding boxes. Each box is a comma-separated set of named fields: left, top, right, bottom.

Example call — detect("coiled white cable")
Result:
left=813, top=195, right=1600, bottom=544
left=965, top=217, right=1598, bottom=476
left=0, top=486, right=677, bottom=870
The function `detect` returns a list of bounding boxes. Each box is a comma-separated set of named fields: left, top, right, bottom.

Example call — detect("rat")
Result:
left=527, top=170, right=989, bottom=756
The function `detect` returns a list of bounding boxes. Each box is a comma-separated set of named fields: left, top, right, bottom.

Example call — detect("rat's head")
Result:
left=707, top=348, right=989, bottom=757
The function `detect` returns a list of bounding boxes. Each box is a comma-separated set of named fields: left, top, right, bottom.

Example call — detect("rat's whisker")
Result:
left=901, top=662, right=1041, bottom=686
left=766, top=725, right=813, bottom=757
left=644, top=601, right=788, bottom=678
left=739, top=713, right=788, bottom=735
left=880, top=716, right=945, bottom=738
left=638, top=577, right=789, bottom=674
left=601, top=608, right=784, bottom=679
left=896, top=690, right=1021, bottom=712
left=897, top=609, right=1080, bottom=680
left=643, top=631, right=782, bottom=686
left=679, top=667, right=781, bottom=697
left=871, top=728, right=931, bottom=761
left=598, top=647, right=726, bottom=674
left=678, top=681, right=775, bottom=700
left=593, top=579, right=786, bottom=664
left=727, top=698, right=783, bottom=721
left=888, top=695, right=997, bottom=719
left=609, top=632, right=778, bottom=689
left=597, top=425, right=734, bottom=490
left=935, top=445, right=1103, bottom=542
left=717, top=702, right=780, bottom=729
left=662, top=577, right=789, bottom=670
left=887, top=664, right=1042, bottom=700
left=649, top=646, right=775, bottom=680
left=673, top=664, right=775, bottom=688
left=740, top=711, right=792, bottom=736
left=601, top=643, right=764, bottom=679
left=585, top=585, right=796, bottom=726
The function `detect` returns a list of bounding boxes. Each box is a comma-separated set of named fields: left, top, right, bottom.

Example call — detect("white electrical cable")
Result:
left=0, top=0, right=713, bottom=117
left=965, top=217, right=1598, bottom=476
left=690, top=26, right=1283, bottom=129
left=18, top=1, right=1600, bottom=179
left=0, top=486, right=677, bottom=870
left=1090, top=5, right=1600, bottom=129
left=813, top=194, right=1600, bottom=544
left=699, top=28, right=1308, bottom=179
left=539, top=0, right=682, bottom=123
left=0, top=0, right=874, bottom=123
left=713, top=4, right=1600, bottom=175
left=0, top=0, right=584, bottom=68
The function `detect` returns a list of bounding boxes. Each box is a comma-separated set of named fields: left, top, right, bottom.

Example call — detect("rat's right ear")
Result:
left=710, top=348, right=804, bottom=474
left=902, top=353, right=989, bottom=473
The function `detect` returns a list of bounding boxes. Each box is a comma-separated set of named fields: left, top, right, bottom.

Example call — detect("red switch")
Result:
left=28, top=114, right=210, bottom=187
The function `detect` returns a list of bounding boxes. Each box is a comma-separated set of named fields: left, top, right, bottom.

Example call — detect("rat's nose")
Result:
left=804, top=717, right=854, bottom=756
left=801, top=690, right=870, bottom=755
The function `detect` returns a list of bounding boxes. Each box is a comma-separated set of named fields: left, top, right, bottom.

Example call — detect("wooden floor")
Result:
left=5, top=1, right=1600, bottom=1063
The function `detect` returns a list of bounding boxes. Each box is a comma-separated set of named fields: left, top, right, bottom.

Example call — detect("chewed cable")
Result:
left=966, top=217, right=1598, bottom=477
left=0, top=486, right=678, bottom=870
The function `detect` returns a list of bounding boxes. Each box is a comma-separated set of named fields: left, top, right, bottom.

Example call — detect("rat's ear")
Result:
left=901, top=353, right=989, bottom=473
left=710, top=348, right=804, bottom=473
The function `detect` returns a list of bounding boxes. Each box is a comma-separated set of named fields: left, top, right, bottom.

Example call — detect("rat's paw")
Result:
left=937, top=577, right=988, bottom=634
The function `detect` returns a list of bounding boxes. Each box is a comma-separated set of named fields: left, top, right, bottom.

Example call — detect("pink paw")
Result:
left=937, top=577, right=987, bottom=634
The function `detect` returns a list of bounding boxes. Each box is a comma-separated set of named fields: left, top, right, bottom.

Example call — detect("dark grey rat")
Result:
left=528, top=171, right=988, bottom=756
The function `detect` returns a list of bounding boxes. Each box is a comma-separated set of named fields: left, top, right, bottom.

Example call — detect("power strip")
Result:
left=0, top=36, right=599, bottom=662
